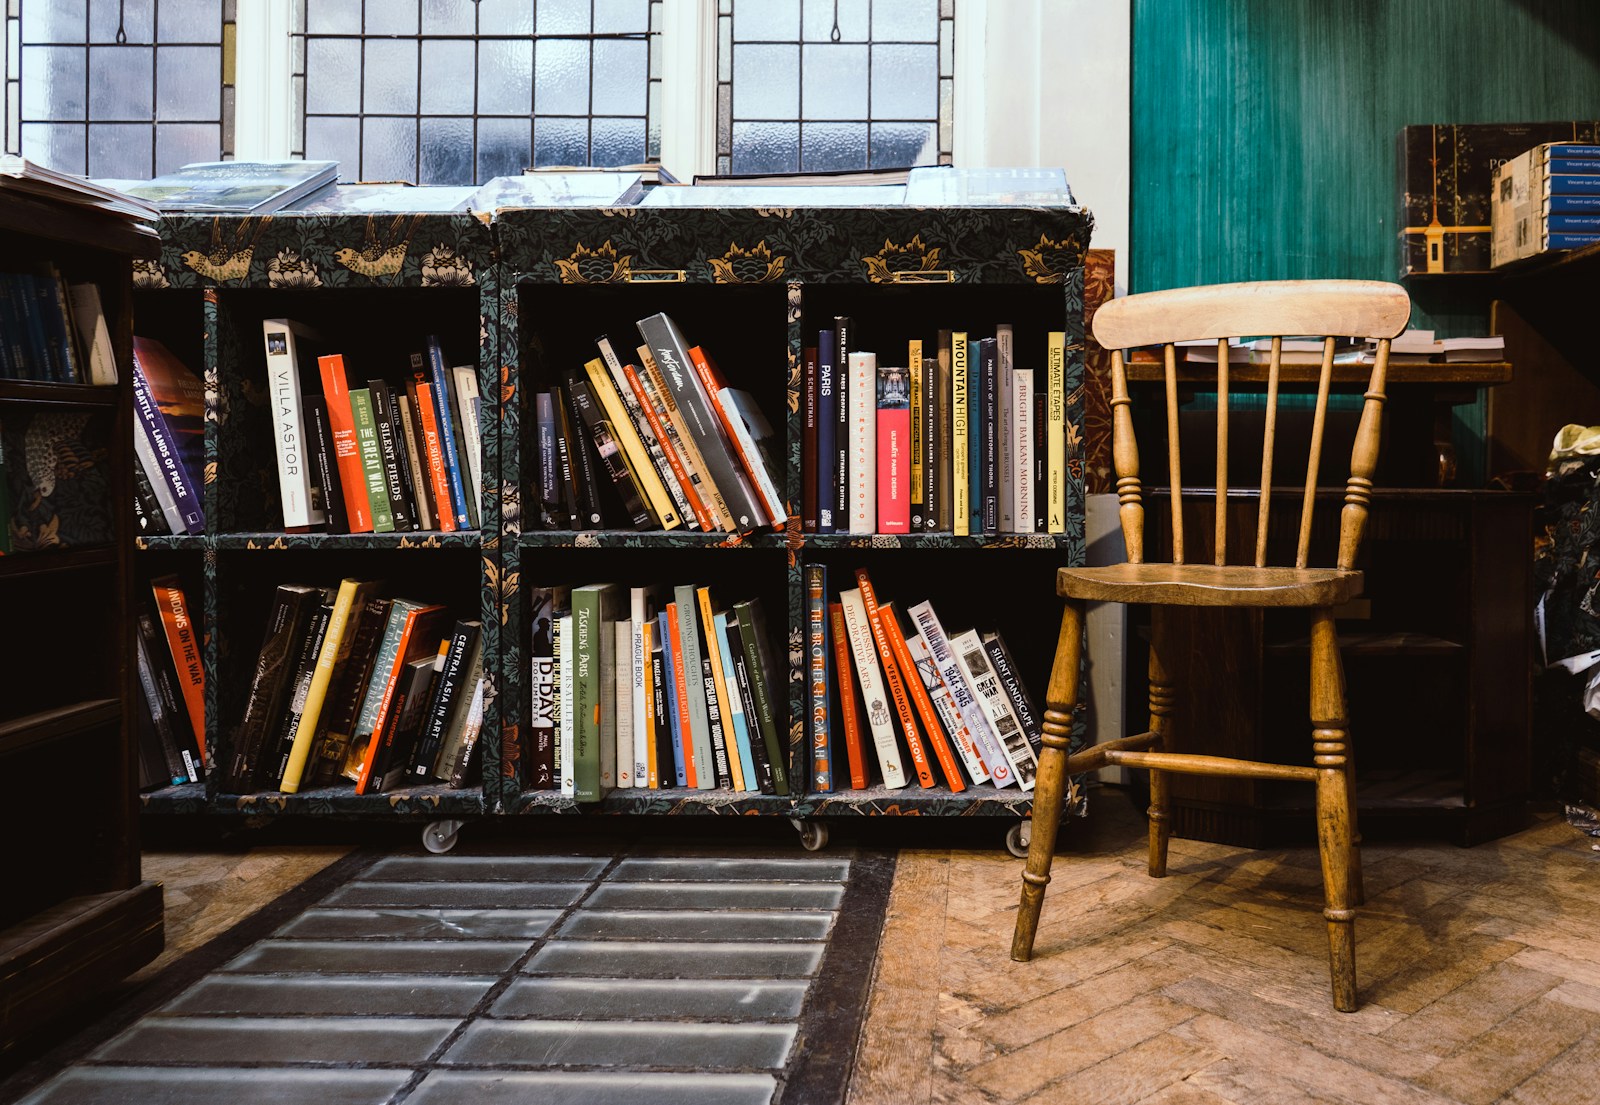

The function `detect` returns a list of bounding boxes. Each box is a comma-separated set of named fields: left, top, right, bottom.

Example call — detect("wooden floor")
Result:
left=849, top=793, right=1600, bottom=1105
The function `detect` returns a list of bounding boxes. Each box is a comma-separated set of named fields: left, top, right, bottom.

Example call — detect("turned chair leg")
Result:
left=1146, top=609, right=1175, bottom=878
left=1310, top=607, right=1358, bottom=1012
left=1012, top=599, right=1084, bottom=962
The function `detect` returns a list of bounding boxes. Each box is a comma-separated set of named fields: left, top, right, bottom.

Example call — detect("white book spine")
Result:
left=1013, top=368, right=1034, bottom=532
left=908, top=632, right=989, bottom=784
left=67, top=283, right=117, bottom=384
left=839, top=587, right=907, bottom=789
left=996, top=323, right=1014, bottom=533
left=718, top=386, right=786, bottom=526
left=952, top=628, right=1039, bottom=791
left=600, top=336, right=696, bottom=528
left=847, top=351, right=877, bottom=535
left=598, top=608, right=619, bottom=791
left=132, top=414, right=185, bottom=534
left=907, top=601, right=1014, bottom=788
left=395, top=395, right=435, bottom=531
left=559, top=613, right=575, bottom=798
left=630, top=590, right=650, bottom=789
left=262, top=319, right=321, bottom=528
left=450, top=365, right=483, bottom=518
left=613, top=618, right=633, bottom=788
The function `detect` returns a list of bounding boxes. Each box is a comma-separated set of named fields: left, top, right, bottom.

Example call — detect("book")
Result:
left=638, top=343, right=732, bottom=531
left=1013, top=369, right=1035, bottom=532
left=968, top=338, right=983, bottom=536
left=558, top=378, right=606, bottom=528
left=816, top=330, right=838, bottom=533
left=701, top=648, right=733, bottom=789
left=349, top=601, right=449, bottom=791
left=933, top=334, right=952, bottom=531
left=445, top=677, right=487, bottom=788
left=829, top=603, right=869, bottom=789
left=409, top=364, right=457, bottom=532
left=838, top=587, right=907, bottom=789
left=732, top=596, right=789, bottom=796
left=1046, top=330, right=1066, bottom=534
left=660, top=608, right=688, bottom=787
left=726, top=612, right=774, bottom=794
left=534, top=390, right=564, bottom=529
left=855, top=571, right=934, bottom=788
left=568, top=369, right=653, bottom=529
left=880, top=602, right=966, bottom=792
left=557, top=613, right=575, bottom=796
left=952, top=628, right=1038, bottom=791
left=908, top=630, right=988, bottom=785
left=318, top=354, right=375, bottom=533
left=264, top=595, right=334, bottom=789
left=279, top=578, right=382, bottom=793
left=629, top=584, right=667, bottom=788
left=847, top=351, right=877, bottom=534
left=571, top=583, right=626, bottom=802
left=984, top=631, right=1043, bottom=758
left=120, top=159, right=337, bottom=214
left=909, top=339, right=924, bottom=530
left=304, top=395, right=347, bottom=534
left=876, top=361, right=912, bottom=533
left=365, top=654, right=442, bottom=794
left=596, top=336, right=694, bottom=529
left=132, top=459, right=168, bottom=536
left=615, top=619, right=635, bottom=788
left=450, top=364, right=484, bottom=524
left=226, top=584, right=321, bottom=791
left=907, top=600, right=1014, bottom=788
left=347, top=388, right=395, bottom=533
left=134, top=611, right=199, bottom=786
left=807, top=564, right=833, bottom=792
left=622, top=358, right=709, bottom=530
left=715, top=610, right=760, bottom=793
left=413, top=620, right=483, bottom=782
left=698, top=586, right=745, bottom=790
left=671, top=583, right=715, bottom=787
left=262, top=319, right=326, bottom=530
left=131, top=336, right=204, bottom=534
left=66, top=282, right=116, bottom=385
left=951, top=331, right=969, bottom=537
left=833, top=318, right=852, bottom=533
left=150, top=574, right=204, bottom=765
left=716, top=383, right=786, bottom=528
left=367, top=380, right=416, bottom=532
left=527, top=585, right=569, bottom=789
left=424, top=334, right=473, bottom=530
left=394, top=393, right=433, bottom=531
left=995, top=324, right=1013, bottom=534
left=307, top=595, right=393, bottom=787
left=803, top=344, right=819, bottom=532
left=648, top=622, right=667, bottom=787
left=978, top=336, right=1000, bottom=534
left=583, top=357, right=680, bottom=529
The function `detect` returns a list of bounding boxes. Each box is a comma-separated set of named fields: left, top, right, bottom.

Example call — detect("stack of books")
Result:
left=223, top=578, right=483, bottom=796
left=521, top=583, right=787, bottom=800
left=801, top=325, right=1071, bottom=537
left=1493, top=142, right=1600, bottom=266
left=0, top=268, right=117, bottom=385
left=532, top=312, right=785, bottom=534
left=133, top=576, right=207, bottom=788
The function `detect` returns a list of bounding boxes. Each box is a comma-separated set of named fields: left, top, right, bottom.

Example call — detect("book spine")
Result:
left=534, top=390, right=562, bottom=529
left=139, top=609, right=203, bottom=781
left=557, top=614, right=574, bottom=795
left=833, top=317, right=852, bottom=533
left=829, top=603, right=868, bottom=789
left=347, top=389, right=394, bottom=533
left=560, top=379, right=606, bottom=528
left=356, top=607, right=446, bottom=792
left=614, top=618, right=634, bottom=788
left=980, top=337, right=999, bottom=535
left=265, top=600, right=332, bottom=789
left=924, top=351, right=940, bottom=532
left=907, top=600, right=1014, bottom=788
left=715, top=611, right=759, bottom=792
left=451, top=365, right=484, bottom=525
left=838, top=588, right=907, bottom=789
left=984, top=632, right=1043, bottom=757
left=571, top=587, right=602, bottom=801
left=424, top=335, right=472, bottom=529
left=807, top=563, right=832, bottom=793
left=875, top=362, right=910, bottom=534
left=318, top=355, right=374, bottom=533
left=67, top=283, right=117, bottom=385
left=394, top=394, right=433, bottom=531
left=623, top=361, right=707, bottom=530
left=528, top=598, right=557, bottom=790
left=584, top=358, right=679, bottom=528
left=368, top=381, right=415, bottom=531
left=954, top=629, right=1038, bottom=791
left=995, top=325, right=1013, bottom=533
left=636, top=313, right=765, bottom=529
left=672, top=583, right=715, bottom=787
left=701, top=653, right=733, bottom=789
left=816, top=331, right=837, bottom=533
left=951, top=331, right=969, bottom=537
left=1542, top=174, right=1600, bottom=193
left=345, top=604, right=412, bottom=784
left=131, top=360, right=203, bottom=534
left=1544, top=143, right=1600, bottom=158
left=1034, top=380, right=1047, bottom=533
left=697, top=587, right=744, bottom=789
left=132, top=457, right=169, bottom=535
left=370, top=656, right=440, bottom=793
left=134, top=617, right=191, bottom=786
left=1544, top=194, right=1600, bottom=213
left=629, top=589, right=652, bottom=788
left=1047, top=330, right=1066, bottom=533
left=908, top=631, right=988, bottom=784
left=660, top=609, right=687, bottom=787
left=225, top=587, right=310, bottom=790
left=689, top=345, right=779, bottom=527
left=969, top=338, right=984, bottom=536
left=308, top=596, right=389, bottom=786
left=410, top=622, right=473, bottom=780
left=715, top=384, right=786, bottom=527
left=447, top=678, right=486, bottom=788
left=1543, top=231, right=1600, bottom=249
left=430, top=629, right=485, bottom=783
left=935, top=332, right=952, bottom=531
left=909, top=339, right=924, bottom=531
left=665, top=603, right=695, bottom=787
left=1013, top=369, right=1035, bottom=532
left=569, top=372, right=653, bottom=529
left=151, top=575, right=205, bottom=762
left=598, top=338, right=693, bottom=528
left=1543, top=214, right=1600, bottom=232
left=305, top=395, right=348, bottom=534
left=647, top=623, right=665, bottom=788
left=639, top=347, right=729, bottom=531
left=411, top=369, right=457, bottom=532
left=848, top=351, right=877, bottom=534
left=803, top=343, right=819, bottom=532
left=262, top=321, right=319, bottom=529
left=728, top=617, right=774, bottom=793
left=735, top=598, right=789, bottom=796
left=880, top=602, right=965, bottom=791
left=855, top=572, right=933, bottom=788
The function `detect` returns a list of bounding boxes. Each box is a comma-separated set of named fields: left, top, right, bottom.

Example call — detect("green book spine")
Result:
left=673, top=583, right=715, bottom=788
left=571, top=586, right=601, bottom=802
left=348, top=388, right=395, bottom=533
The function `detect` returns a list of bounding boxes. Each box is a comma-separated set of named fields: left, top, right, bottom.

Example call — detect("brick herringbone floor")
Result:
left=850, top=794, right=1600, bottom=1105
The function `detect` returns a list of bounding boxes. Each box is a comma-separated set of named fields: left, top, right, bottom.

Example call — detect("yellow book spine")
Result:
left=584, top=358, right=682, bottom=530
left=909, top=338, right=924, bottom=511
left=1047, top=330, right=1066, bottom=534
left=642, top=620, right=659, bottom=789
left=697, top=585, right=745, bottom=790
left=951, top=332, right=969, bottom=537
left=280, top=578, right=362, bottom=793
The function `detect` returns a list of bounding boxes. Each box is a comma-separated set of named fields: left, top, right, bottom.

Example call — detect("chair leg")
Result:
left=1146, top=609, right=1176, bottom=878
left=1311, top=607, right=1358, bottom=1012
left=1012, top=599, right=1084, bottom=962
left=1345, top=730, right=1365, bottom=908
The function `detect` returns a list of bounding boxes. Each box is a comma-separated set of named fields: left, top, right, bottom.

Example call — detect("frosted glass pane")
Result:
left=802, top=0, right=865, bottom=42
left=591, top=117, right=644, bottom=165
left=158, top=0, right=220, bottom=41
left=420, top=116, right=473, bottom=184
left=648, top=84, right=661, bottom=158
left=478, top=38, right=532, bottom=115
left=533, top=116, right=587, bottom=167
left=87, top=122, right=150, bottom=177
left=730, top=121, right=797, bottom=174
left=870, top=121, right=934, bottom=167
left=478, top=116, right=532, bottom=179
left=869, top=44, right=935, bottom=119
left=363, top=39, right=419, bottom=114
left=591, top=39, right=646, bottom=115
left=304, top=38, right=359, bottom=114
left=156, top=122, right=222, bottom=174
left=732, top=44, right=797, bottom=119
left=21, top=123, right=86, bottom=174
left=306, top=0, right=361, bottom=35
left=304, top=113, right=359, bottom=168
left=536, top=0, right=589, bottom=34
left=734, top=0, right=797, bottom=41
left=365, top=0, right=419, bottom=36
left=21, top=47, right=86, bottom=121
left=158, top=46, right=221, bottom=121
left=89, top=45, right=153, bottom=119
left=871, top=0, right=936, bottom=41
left=718, top=13, right=731, bottom=80
left=22, top=0, right=86, bottom=42
left=595, top=0, right=649, bottom=34
left=361, top=114, right=417, bottom=181
left=421, top=40, right=475, bottom=115
left=476, top=0, right=533, bottom=34
left=801, top=44, right=866, bottom=121
left=90, top=0, right=152, bottom=44
left=800, top=121, right=866, bottom=172
left=534, top=38, right=589, bottom=116
left=422, top=0, right=476, bottom=35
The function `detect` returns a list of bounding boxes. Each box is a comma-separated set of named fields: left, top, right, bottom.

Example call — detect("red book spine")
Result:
left=667, top=602, right=698, bottom=788
left=830, top=603, right=868, bottom=789
left=317, top=354, right=374, bottom=533
left=854, top=568, right=935, bottom=788
left=877, top=400, right=911, bottom=534
left=624, top=361, right=712, bottom=531
left=802, top=345, right=818, bottom=532
left=411, top=374, right=457, bottom=533
left=880, top=602, right=966, bottom=792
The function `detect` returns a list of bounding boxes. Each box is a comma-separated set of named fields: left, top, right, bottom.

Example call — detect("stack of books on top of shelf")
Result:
left=805, top=564, right=1039, bottom=794
left=801, top=324, right=1071, bottom=537
left=113, top=160, right=339, bottom=216
left=521, top=582, right=788, bottom=800
left=1493, top=142, right=1600, bottom=266
left=532, top=312, right=785, bottom=534
left=263, top=324, right=482, bottom=535
left=223, top=578, right=484, bottom=796
left=133, top=576, right=207, bottom=789
left=1, top=154, right=159, bottom=225
left=0, top=267, right=118, bottom=384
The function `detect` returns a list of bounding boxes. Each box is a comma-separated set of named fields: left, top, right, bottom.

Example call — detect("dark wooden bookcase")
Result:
left=0, top=191, right=163, bottom=1045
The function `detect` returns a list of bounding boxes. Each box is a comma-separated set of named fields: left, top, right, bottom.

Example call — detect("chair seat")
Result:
left=1057, top=563, right=1364, bottom=607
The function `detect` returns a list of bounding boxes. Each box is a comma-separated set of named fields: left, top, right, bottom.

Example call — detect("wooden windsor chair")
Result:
left=1011, top=279, right=1411, bottom=1012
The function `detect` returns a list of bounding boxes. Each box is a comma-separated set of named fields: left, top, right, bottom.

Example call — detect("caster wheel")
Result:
left=792, top=819, right=829, bottom=851
left=422, top=819, right=464, bottom=854
left=1005, top=821, right=1032, bottom=859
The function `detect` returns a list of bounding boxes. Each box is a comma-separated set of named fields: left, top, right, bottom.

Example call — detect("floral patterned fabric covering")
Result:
left=3, top=408, right=114, bottom=551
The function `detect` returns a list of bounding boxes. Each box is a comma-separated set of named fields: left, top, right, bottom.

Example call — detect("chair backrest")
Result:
left=1092, top=279, right=1411, bottom=571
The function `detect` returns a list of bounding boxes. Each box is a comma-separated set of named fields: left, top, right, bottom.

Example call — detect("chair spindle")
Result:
left=1215, top=338, right=1229, bottom=565
left=1339, top=338, right=1390, bottom=570
left=1296, top=337, right=1337, bottom=569
left=1110, top=348, right=1144, bottom=563
left=1255, top=336, right=1282, bottom=568
left=1164, top=343, right=1184, bottom=563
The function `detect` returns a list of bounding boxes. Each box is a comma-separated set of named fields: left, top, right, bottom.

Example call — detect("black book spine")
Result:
left=264, top=598, right=333, bottom=789
left=702, top=653, right=733, bottom=790
left=568, top=371, right=652, bottom=530
left=558, top=381, right=604, bottom=528
left=802, top=344, right=818, bottom=532
left=134, top=617, right=189, bottom=786
left=979, top=337, right=999, bottom=535
left=935, top=330, right=952, bottom=531
left=922, top=353, right=938, bottom=533
left=728, top=613, right=775, bottom=794
left=983, top=632, right=1043, bottom=757
left=305, top=395, right=348, bottom=534
left=651, top=639, right=671, bottom=786
left=534, top=389, right=563, bottom=530
left=227, top=587, right=314, bottom=790
left=549, top=387, right=579, bottom=528
left=132, top=461, right=169, bottom=535
left=137, top=610, right=202, bottom=783
left=833, top=316, right=852, bottom=532
left=368, top=380, right=416, bottom=531
left=1033, top=382, right=1047, bottom=534
left=412, top=622, right=477, bottom=780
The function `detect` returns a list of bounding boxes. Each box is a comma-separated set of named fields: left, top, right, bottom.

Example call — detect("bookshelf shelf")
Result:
left=508, top=789, right=797, bottom=816
left=801, top=533, right=1079, bottom=550
left=795, top=783, right=1034, bottom=819
left=213, top=532, right=483, bottom=551
left=518, top=530, right=784, bottom=549
left=218, top=784, right=487, bottom=818
left=134, top=534, right=207, bottom=551
left=0, top=546, right=116, bottom=578
left=0, top=380, right=121, bottom=406
left=0, top=699, right=121, bottom=757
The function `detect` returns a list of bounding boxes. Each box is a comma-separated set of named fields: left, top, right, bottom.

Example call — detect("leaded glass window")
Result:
left=716, top=0, right=951, bottom=175
left=292, top=0, right=662, bottom=186
left=5, top=0, right=236, bottom=178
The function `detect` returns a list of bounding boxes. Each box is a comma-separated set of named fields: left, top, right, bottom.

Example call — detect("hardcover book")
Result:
left=121, top=159, right=338, bottom=214
left=596, top=336, right=692, bottom=529
left=951, top=331, right=969, bottom=537
left=638, top=344, right=730, bottom=530
left=830, top=602, right=869, bottom=789
left=131, top=336, right=204, bottom=534
left=572, top=583, right=626, bottom=802
left=367, top=380, right=416, bottom=532
left=412, top=620, right=483, bottom=782
left=907, top=600, right=1013, bottom=788
left=151, top=575, right=204, bottom=763
left=280, top=578, right=382, bottom=793
left=1046, top=331, right=1067, bottom=534
left=803, top=344, right=819, bottom=532
left=715, top=610, right=760, bottom=793
left=227, top=584, right=323, bottom=791
left=671, top=583, right=716, bottom=787
left=908, top=630, right=988, bottom=785
left=317, top=354, right=374, bottom=533
left=308, top=595, right=393, bottom=787
left=733, top=596, right=789, bottom=796
left=727, top=612, right=774, bottom=793
left=952, top=628, right=1038, bottom=791
left=347, top=387, right=394, bottom=533
left=876, top=362, right=911, bottom=534
left=839, top=587, right=907, bottom=789
left=807, top=563, right=833, bottom=792
left=833, top=318, right=852, bottom=532
left=528, top=585, right=570, bottom=789
left=423, top=334, right=472, bottom=530
left=697, top=587, right=744, bottom=790
left=848, top=351, right=877, bottom=535
left=855, top=572, right=934, bottom=789
left=816, top=330, right=837, bottom=533
left=262, top=319, right=326, bottom=530
left=265, top=595, right=334, bottom=788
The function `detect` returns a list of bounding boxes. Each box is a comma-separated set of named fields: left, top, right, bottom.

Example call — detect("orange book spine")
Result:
left=829, top=603, right=869, bottom=789
left=411, top=374, right=457, bottom=533
left=151, top=575, right=205, bottom=762
left=855, top=568, right=936, bottom=788
left=354, top=606, right=444, bottom=793
left=880, top=601, right=966, bottom=792
left=317, top=354, right=374, bottom=533
left=667, top=601, right=698, bottom=788
left=625, top=361, right=712, bottom=531
left=689, top=345, right=780, bottom=524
